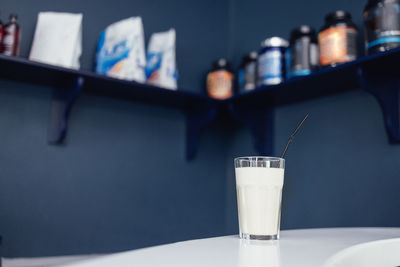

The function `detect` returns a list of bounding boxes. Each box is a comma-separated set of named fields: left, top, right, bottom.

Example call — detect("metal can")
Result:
left=258, top=37, right=289, bottom=86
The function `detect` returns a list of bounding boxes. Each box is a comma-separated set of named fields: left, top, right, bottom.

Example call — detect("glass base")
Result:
left=240, top=233, right=278, bottom=240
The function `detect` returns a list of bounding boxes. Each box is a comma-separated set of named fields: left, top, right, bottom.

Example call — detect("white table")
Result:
left=3, top=228, right=400, bottom=267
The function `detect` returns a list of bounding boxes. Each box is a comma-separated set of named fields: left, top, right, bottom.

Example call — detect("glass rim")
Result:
left=234, top=156, right=284, bottom=162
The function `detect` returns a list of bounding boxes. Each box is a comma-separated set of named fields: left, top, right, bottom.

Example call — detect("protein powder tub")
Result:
left=287, top=25, right=319, bottom=78
left=238, top=51, right=258, bottom=92
left=206, top=58, right=233, bottom=100
left=258, top=37, right=289, bottom=86
left=318, top=10, right=358, bottom=66
left=364, top=0, right=400, bottom=54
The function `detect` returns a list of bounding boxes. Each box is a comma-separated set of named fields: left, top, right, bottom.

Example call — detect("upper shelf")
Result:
left=0, top=54, right=210, bottom=110
left=2, top=47, right=400, bottom=110
left=230, top=46, right=400, bottom=107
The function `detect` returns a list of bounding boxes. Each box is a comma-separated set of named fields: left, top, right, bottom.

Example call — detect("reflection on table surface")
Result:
left=239, top=239, right=280, bottom=267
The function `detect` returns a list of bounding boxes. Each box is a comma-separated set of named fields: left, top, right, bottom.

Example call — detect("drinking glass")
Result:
left=235, top=156, right=285, bottom=240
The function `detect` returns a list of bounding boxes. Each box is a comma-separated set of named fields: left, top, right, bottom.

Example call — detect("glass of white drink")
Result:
left=235, top=156, right=285, bottom=240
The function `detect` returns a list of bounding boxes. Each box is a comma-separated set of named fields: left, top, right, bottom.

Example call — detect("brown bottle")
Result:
left=206, top=58, right=233, bottom=100
left=2, top=14, right=20, bottom=56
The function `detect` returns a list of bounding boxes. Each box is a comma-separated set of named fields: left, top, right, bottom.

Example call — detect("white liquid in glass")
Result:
left=235, top=167, right=284, bottom=237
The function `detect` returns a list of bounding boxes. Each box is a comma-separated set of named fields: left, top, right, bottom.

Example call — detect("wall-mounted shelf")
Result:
left=231, top=46, right=400, bottom=107
left=0, top=55, right=216, bottom=160
left=228, top=47, right=400, bottom=154
left=1, top=47, right=400, bottom=159
left=0, top=54, right=210, bottom=109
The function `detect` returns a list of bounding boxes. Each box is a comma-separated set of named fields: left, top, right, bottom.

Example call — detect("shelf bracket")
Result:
left=185, top=102, right=217, bottom=160
left=48, top=76, right=84, bottom=144
left=358, top=66, right=400, bottom=142
left=229, top=102, right=274, bottom=155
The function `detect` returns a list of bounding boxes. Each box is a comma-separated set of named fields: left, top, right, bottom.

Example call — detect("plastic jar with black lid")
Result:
left=318, top=10, right=358, bottom=66
left=0, top=16, right=3, bottom=53
left=206, top=58, right=233, bottom=100
left=287, top=25, right=319, bottom=78
left=364, top=0, right=400, bottom=54
left=257, top=37, right=288, bottom=86
left=237, top=51, right=258, bottom=92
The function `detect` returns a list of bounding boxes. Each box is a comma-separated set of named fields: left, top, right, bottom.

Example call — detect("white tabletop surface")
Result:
left=3, top=228, right=400, bottom=267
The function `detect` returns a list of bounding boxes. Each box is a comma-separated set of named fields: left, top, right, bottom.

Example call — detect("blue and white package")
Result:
left=96, top=17, right=146, bottom=83
left=146, top=29, right=177, bottom=90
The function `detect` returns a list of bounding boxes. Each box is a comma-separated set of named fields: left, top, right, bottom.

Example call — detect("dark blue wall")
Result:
left=0, top=80, right=231, bottom=257
left=1, top=0, right=400, bottom=259
left=0, top=0, right=232, bottom=257
left=225, top=0, right=400, bottom=233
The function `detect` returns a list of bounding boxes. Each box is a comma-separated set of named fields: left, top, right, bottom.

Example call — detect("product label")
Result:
left=310, top=43, right=319, bottom=66
left=257, top=50, right=283, bottom=85
left=288, top=69, right=311, bottom=77
left=286, top=47, right=291, bottom=74
left=207, top=70, right=233, bottom=100
left=238, top=68, right=245, bottom=90
left=2, top=34, right=14, bottom=55
left=319, top=27, right=357, bottom=66
left=244, top=62, right=257, bottom=90
left=367, top=35, right=400, bottom=49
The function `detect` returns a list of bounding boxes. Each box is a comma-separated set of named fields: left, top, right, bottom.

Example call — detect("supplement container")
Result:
left=258, top=37, right=288, bottom=86
left=206, top=58, right=233, bottom=100
left=364, top=0, right=400, bottom=54
left=238, top=51, right=258, bottom=92
left=288, top=25, right=319, bottom=78
left=2, top=14, right=21, bottom=56
left=0, top=18, right=3, bottom=53
left=319, top=10, right=358, bottom=66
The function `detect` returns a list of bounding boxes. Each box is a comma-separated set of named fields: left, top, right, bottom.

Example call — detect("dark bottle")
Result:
left=2, top=14, right=21, bottom=56
left=287, top=25, right=319, bottom=78
left=0, top=16, right=3, bottom=53
left=206, top=58, right=233, bottom=100
left=318, top=10, right=358, bottom=66
left=364, top=0, right=400, bottom=54
left=237, top=51, right=258, bottom=92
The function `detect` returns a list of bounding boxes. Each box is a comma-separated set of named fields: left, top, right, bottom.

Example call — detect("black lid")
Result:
left=290, top=25, right=317, bottom=43
left=212, top=58, right=232, bottom=70
left=364, top=0, right=385, bottom=11
left=242, top=51, right=258, bottom=61
left=325, top=10, right=352, bottom=24
left=9, top=14, right=18, bottom=21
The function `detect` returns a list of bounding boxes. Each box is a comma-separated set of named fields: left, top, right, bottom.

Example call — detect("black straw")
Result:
left=280, top=114, right=309, bottom=158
